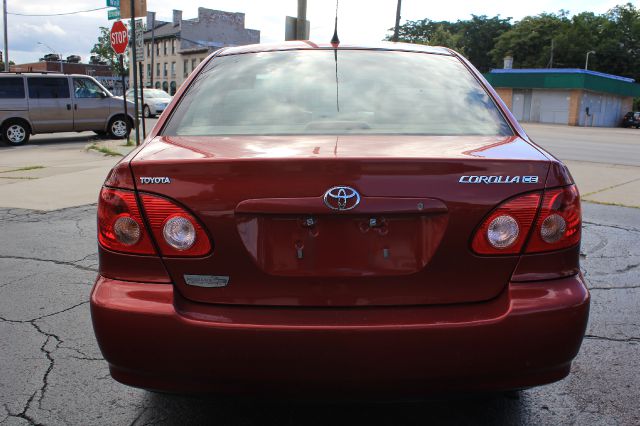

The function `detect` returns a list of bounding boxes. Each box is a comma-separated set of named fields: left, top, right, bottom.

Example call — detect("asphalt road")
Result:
left=523, top=124, right=640, bottom=167
left=0, top=202, right=639, bottom=425
left=8, top=120, right=636, bottom=167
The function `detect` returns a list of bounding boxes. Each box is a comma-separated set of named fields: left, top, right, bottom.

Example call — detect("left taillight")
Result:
left=139, top=193, right=212, bottom=257
left=98, top=187, right=155, bottom=255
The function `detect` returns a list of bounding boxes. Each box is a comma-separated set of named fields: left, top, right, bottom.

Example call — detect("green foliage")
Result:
left=387, top=3, right=640, bottom=80
left=91, top=26, right=129, bottom=75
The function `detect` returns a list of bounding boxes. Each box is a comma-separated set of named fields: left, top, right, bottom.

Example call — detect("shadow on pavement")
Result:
left=137, top=391, right=525, bottom=425
left=0, top=133, right=108, bottom=149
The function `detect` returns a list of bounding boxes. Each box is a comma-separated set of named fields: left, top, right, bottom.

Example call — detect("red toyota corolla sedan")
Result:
left=91, top=42, right=589, bottom=397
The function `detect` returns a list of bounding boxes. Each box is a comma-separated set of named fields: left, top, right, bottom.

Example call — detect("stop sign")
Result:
left=110, top=21, right=129, bottom=55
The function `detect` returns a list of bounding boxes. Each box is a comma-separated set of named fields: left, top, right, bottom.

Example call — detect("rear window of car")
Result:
left=27, top=77, right=70, bottom=99
left=163, top=49, right=513, bottom=137
left=0, top=77, right=25, bottom=99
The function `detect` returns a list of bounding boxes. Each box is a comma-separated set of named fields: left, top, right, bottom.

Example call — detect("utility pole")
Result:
left=150, top=11, right=155, bottom=87
left=3, top=0, right=8, bottom=71
left=392, top=0, right=402, bottom=42
left=297, top=0, right=307, bottom=40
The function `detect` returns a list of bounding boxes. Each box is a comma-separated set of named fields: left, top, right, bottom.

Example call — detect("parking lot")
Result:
left=0, top=124, right=639, bottom=425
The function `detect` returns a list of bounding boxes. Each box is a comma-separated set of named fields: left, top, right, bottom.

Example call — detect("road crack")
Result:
left=0, top=255, right=97, bottom=273
left=583, top=220, right=640, bottom=233
left=584, top=334, right=640, bottom=344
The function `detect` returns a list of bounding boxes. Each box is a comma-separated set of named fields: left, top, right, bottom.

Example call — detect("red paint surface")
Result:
left=91, top=274, right=589, bottom=395
left=92, top=43, right=588, bottom=394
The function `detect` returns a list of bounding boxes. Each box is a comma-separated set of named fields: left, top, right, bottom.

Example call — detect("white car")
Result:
left=125, top=89, right=172, bottom=118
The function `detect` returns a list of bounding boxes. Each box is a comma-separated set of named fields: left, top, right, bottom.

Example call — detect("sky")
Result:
left=2, top=0, right=632, bottom=64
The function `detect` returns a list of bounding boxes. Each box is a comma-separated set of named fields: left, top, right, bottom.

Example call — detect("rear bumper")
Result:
left=91, top=274, right=589, bottom=396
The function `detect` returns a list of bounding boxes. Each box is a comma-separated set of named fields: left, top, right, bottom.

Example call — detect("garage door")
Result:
left=530, top=90, right=570, bottom=124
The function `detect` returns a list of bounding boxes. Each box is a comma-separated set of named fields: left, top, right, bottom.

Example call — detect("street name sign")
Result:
left=106, top=0, right=119, bottom=7
left=107, top=9, right=120, bottom=20
left=110, top=21, right=129, bottom=55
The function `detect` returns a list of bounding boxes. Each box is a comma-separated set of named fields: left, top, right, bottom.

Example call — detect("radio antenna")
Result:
left=331, top=0, right=340, bottom=45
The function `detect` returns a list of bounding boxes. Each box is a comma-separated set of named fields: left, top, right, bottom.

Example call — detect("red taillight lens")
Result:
left=140, top=194, right=211, bottom=257
left=525, top=185, right=581, bottom=253
left=472, top=192, right=541, bottom=255
left=98, top=188, right=155, bottom=255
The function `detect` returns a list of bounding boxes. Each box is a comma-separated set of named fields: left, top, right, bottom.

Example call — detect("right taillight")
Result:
left=525, top=185, right=581, bottom=253
left=472, top=185, right=581, bottom=255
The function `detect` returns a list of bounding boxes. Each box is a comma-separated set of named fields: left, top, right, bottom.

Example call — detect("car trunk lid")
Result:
left=130, top=134, right=550, bottom=307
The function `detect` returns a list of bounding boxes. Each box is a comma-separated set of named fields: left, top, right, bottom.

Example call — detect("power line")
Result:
left=8, top=6, right=107, bottom=17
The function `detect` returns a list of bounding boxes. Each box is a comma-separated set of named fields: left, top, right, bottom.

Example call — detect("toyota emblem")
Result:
left=323, top=186, right=361, bottom=211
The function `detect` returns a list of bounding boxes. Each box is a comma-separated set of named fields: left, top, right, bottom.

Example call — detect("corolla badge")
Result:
left=323, top=186, right=361, bottom=211
left=459, top=175, right=539, bottom=184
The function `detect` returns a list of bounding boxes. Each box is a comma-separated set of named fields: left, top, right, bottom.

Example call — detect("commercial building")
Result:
left=132, top=8, right=260, bottom=94
left=485, top=69, right=640, bottom=127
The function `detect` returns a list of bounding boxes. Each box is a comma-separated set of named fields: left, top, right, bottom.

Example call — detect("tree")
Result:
left=386, top=15, right=511, bottom=72
left=455, top=15, right=512, bottom=72
left=91, top=26, right=128, bottom=75
left=490, top=12, right=570, bottom=69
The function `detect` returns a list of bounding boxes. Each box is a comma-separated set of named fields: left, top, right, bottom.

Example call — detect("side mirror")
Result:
left=99, top=92, right=108, bottom=99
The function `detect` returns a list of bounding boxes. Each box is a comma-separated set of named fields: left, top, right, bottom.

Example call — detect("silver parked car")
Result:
left=125, top=88, right=172, bottom=118
left=0, top=73, right=135, bottom=146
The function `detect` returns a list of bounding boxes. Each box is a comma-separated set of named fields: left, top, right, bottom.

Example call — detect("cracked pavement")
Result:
left=0, top=202, right=638, bottom=425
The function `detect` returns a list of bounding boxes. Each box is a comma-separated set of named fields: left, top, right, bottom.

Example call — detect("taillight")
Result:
left=98, top=188, right=155, bottom=255
left=472, top=192, right=541, bottom=255
left=471, top=185, right=581, bottom=255
left=525, top=185, right=581, bottom=253
left=139, top=194, right=211, bottom=257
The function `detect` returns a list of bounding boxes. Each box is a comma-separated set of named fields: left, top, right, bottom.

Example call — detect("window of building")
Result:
left=162, top=81, right=168, bottom=92
left=147, top=64, right=151, bottom=78
left=171, top=39, right=175, bottom=55
left=156, top=63, right=160, bottom=77
left=155, top=81, right=161, bottom=89
left=170, top=81, right=176, bottom=96
left=146, top=43, right=150, bottom=57
left=163, top=63, right=168, bottom=77
left=0, top=77, right=25, bottom=98
left=200, top=57, right=204, bottom=63
left=171, top=62, right=176, bottom=77
left=156, top=42, right=160, bottom=56
left=191, top=58, right=196, bottom=72
left=27, top=77, right=69, bottom=99
left=164, top=41, right=167, bottom=55
left=183, top=59, right=188, bottom=77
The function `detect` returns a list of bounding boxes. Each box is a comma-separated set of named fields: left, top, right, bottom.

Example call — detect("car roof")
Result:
left=217, top=41, right=453, bottom=57
left=0, top=73, right=98, bottom=78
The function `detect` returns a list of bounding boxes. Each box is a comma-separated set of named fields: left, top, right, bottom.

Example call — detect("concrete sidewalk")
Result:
left=566, top=161, right=640, bottom=208
left=0, top=139, right=135, bottom=211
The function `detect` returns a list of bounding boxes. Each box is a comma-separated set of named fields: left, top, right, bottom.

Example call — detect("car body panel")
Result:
left=129, top=135, right=551, bottom=307
left=92, top=42, right=589, bottom=394
left=91, top=273, right=589, bottom=395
